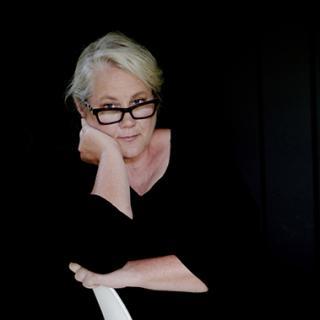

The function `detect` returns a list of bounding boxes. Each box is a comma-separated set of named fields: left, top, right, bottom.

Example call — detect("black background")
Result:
left=5, top=12, right=319, bottom=317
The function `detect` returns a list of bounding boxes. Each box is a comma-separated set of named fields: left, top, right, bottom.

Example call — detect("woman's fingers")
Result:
left=68, top=263, right=127, bottom=289
left=82, top=275, right=99, bottom=289
left=69, top=262, right=99, bottom=288
left=69, top=262, right=89, bottom=282
left=74, top=267, right=90, bottom=282
left=69, top=262, right=81, bottom=273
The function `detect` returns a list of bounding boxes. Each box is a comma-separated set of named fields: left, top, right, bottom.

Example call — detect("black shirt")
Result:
left=61, top=128, right=261, bottom=319
left=11, top=127, right=262, bottom=319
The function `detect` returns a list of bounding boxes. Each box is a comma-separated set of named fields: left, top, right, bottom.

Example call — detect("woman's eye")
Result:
left=132, top=98, right=145, bottom=105
left=103, top=103, right=116, bottom=109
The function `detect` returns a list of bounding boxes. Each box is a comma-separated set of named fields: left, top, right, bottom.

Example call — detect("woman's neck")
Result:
left=125, top=129, right=171, bottom=196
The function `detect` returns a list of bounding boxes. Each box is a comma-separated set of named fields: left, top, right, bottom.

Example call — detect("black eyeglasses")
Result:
left=82, top=98, right=160, bottom=125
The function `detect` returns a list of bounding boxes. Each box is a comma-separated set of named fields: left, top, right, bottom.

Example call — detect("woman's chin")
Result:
left=121, top=148, right=141, bottom=161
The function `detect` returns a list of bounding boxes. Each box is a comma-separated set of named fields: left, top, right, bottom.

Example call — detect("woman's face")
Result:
left=84, top=63, right=157, bottom=160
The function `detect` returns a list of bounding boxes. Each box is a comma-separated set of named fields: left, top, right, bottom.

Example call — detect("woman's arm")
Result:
left=69, top=255, right=208, bottom=293
left=78, top=119, right=132, bottom=218
left=91, top=152, right=132, bottom=218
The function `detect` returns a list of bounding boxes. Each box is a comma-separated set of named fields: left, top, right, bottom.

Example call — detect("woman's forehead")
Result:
left=91, top=65, right=151, bottom=101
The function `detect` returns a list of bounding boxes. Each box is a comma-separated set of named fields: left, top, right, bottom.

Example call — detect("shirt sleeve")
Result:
left=64, top=194, right=133, bottom=274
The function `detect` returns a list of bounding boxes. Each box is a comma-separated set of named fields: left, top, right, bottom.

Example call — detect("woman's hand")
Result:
left=69, top=262, right=133, bottom=289
left=78, top=119, right=120, bottom=165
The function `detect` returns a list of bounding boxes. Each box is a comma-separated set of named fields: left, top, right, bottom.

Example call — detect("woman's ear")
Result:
left=74, top=98, right=87, bottom=118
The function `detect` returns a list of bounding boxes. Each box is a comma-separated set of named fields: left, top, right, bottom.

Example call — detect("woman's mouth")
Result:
left=118, top=134, right=138, bottom=142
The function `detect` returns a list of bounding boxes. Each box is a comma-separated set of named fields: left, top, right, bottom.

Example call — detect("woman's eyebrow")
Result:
left=131, top=91, right=148, bottom=99
left=98, top=94, right=119, bottom=102
left=98, top=91, right=148, bottom=102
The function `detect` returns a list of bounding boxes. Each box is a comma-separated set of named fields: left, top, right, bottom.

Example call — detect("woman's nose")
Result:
left=120, top=112, right=136, bottom=128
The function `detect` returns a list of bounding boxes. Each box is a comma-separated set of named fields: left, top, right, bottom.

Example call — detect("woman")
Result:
left=64, top=31, right=260, bottom=319
left=64, top=31, right=212, bottom=319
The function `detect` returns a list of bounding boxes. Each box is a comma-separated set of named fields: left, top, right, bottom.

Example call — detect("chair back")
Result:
left=93, top=286, right=132, bottom=320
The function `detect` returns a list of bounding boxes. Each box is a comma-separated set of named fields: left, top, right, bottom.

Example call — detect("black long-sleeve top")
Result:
left=11, top=127, right=262, bottom=319
left=54, top=128, right=262, bottom=319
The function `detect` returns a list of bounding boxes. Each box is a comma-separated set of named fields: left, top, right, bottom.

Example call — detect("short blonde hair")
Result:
left=65, top=31, right=163, bottom=102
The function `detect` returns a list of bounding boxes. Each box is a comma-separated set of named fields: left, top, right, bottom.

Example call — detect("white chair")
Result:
left=93, top=286, right=133, bottom=320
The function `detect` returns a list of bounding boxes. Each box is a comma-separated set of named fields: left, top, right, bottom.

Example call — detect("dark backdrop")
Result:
left=39, top=24, right=319, bottom=280
left=223, top=25, right=319, bottom=282
left=12, top=22, right=319, bottom=313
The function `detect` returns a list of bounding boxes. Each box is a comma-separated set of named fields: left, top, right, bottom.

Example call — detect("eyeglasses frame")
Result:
left=82, top=98, right=160, bottom=125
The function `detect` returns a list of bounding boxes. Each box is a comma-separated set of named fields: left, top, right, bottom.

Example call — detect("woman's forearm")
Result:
left=70, top=255, right=208, bottom=293
left=122, top=255, right=208, bottom=293
left=91, top=152, right=132, bottom=218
